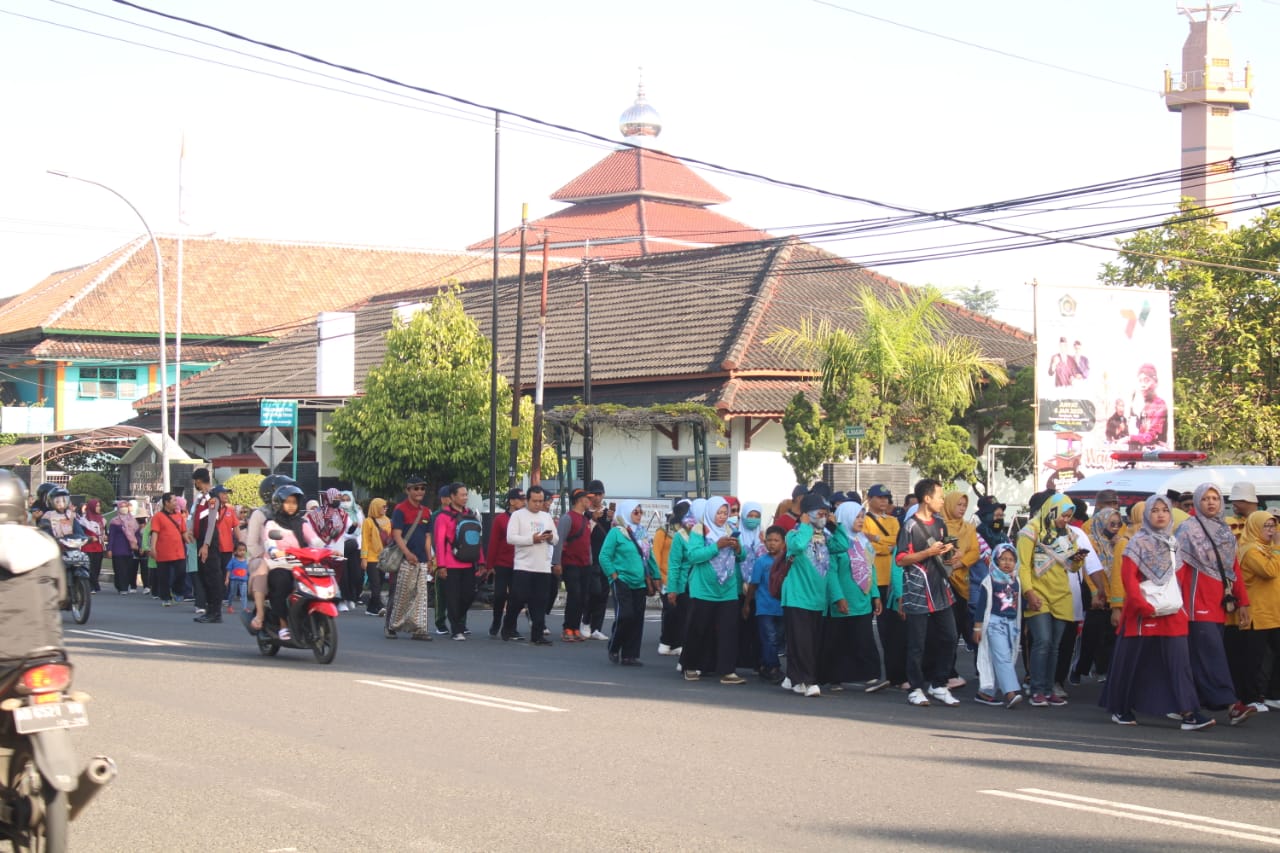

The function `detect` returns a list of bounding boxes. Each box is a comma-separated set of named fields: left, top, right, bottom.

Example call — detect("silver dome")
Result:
left=619, top=87, right=662, bottom=139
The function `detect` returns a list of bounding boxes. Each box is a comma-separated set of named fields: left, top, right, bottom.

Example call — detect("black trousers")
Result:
left=1055, top=618, right=1078, bottom=685
left=198, top=550, right=226, bottom=615
left=444, top=566, right=476, bottom=634
left=490, top=565, right=514, bottom=631
left=87, top=552, right=104, bottom=592
left=679, top=598, right=739, bottom=676
left=341, top=540, right=363, bottom=602
left=820, top=612, right=880, bottom=684
left=660, top=591, right=690, bottom=648
left=561, top=564, right=589, bottom=631
left=584, top=567, right=609, bottom=631
left=608, top=581, right=647, bottom=660
left=737, top=594, right=759, bottom=669
left=1073, top=608, right=1115, bottom=678
left=154, top=559, right=181, bottom=601
left=877, top=584, right=906, bottom=684
left=365, top=564, right=384, bottom=614
left=906, top=609, right=958, bottom=691
left=785, top=607, right=825, bottom=686
left=111, top=553, right=136, bottom=592
left=267, top=567, right=293, bottom=622
left=503, top=571, right=552, bottom=640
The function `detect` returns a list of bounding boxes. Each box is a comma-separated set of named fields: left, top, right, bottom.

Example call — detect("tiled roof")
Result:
left=550, top=148, right=730, bottom=205
left=468, top=199, right=771, bottom=259
left=136, top=238, right=1033, bottom=417
left=0, top=237, right=561, bottom=341
left=13, top=338, right=256, bottom=364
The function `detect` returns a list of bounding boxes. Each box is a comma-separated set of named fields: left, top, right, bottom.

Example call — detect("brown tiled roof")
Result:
left=137, top=238, right=1032, bottom=417
left=0, top=237, right=561, bottom=341
left=550, top=148, right=730, bottom=205
left=17, top=337, right=256, bottom=364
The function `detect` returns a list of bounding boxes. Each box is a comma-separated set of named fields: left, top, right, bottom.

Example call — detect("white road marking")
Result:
left=980, top=788, right=1280, bottom=846
left=68, top=628, right=187, bottom=647
left=357, top=679, right=568, bottom=714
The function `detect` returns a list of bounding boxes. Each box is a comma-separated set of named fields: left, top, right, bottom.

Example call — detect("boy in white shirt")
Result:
left=503, top=486, right=560, bottom=644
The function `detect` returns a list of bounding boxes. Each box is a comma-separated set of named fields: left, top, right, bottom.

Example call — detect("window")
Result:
left=1211, top=106, right=1231, bottom=117
left=1212, top=58, right=1230, bottom=68
left=78, top=367, right=139, bottom=400
left=656, top=455, right=730, bottom=498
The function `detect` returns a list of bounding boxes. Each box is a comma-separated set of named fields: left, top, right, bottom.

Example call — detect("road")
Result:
left=54, top=592, right=1280, bottom=852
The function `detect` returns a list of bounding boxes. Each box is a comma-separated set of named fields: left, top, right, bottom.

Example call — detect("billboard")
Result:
left=1034, top=284, right=1173, bottom=491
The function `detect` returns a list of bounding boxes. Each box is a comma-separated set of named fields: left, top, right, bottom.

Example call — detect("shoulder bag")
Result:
left=378, top=512, right=423, bottom=575
left=1193, top=516, right=1238, bottom=615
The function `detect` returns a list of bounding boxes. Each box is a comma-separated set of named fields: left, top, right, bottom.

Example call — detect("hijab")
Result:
left=1237, top=511, right=1276, bottom=564
left=1022, top=493, right=1075, bottom=545
left=668, top=500, right=691, bottom=530
left=1088, top=507, right=1121, bottom=569
left=1123, top=494, right=1180, bottom=584
left=686, top=498, right=707, bottom=535
left=702, top=497, right=736, bottom=584
left=989, top=542, right=1017, bottom=584
left=273, top=495, right=308, bottom=543
left=82, top=498, right=105, bottom=535
left=836, top=501, right=871, bottom=593
left=111, top=499, right=140, bottom=546
left=942, top=492, right=969, bottom=531
left=368, top=497, right=390, bottom=537
left=739, top=501, right=765, bottom=561
left=975, top=504, right=1009, bottom=549
left=1175, top=484, right=1237, bottom=582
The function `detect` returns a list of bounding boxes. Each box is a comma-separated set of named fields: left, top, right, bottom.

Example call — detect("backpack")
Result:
left=451, top=514, right=483, bottom=564
left=767, top=553, right=794, bottom=600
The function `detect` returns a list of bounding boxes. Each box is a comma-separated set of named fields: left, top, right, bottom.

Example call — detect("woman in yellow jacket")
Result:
left=943, top=492, right=981, bottom=689
left=361, top=498, right=392, bottom=616
left=1238, top=511, right=1280, bottom=709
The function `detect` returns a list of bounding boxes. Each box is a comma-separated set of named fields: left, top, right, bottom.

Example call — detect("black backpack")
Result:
left=451, top=514, right=483, bottom=564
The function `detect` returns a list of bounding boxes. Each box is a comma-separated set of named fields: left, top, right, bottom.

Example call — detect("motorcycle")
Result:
left=54, top=540, right=90, bottom=626
left=240, top=535, right=340, bottom=665
left=0, top=650, right=116, bottom=852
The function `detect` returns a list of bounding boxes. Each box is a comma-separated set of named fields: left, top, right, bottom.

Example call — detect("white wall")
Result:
left=585, top=424, right=655, bottom=497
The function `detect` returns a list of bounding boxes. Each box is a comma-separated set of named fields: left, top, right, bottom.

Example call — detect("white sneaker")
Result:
left=792, top=682, right=807, bottom=694
left=1264, top=699, right=1280, bottom=711
left=781, top=677, right=793, bottom=691
left=193, top=607, right=206, bottom=616
left=804, top=684, right=821, bottom=698
left=927, top=686, right=960, bottom=706
left=907, top=688, right=931, bottom=707
left=1252, top=701, right=1270, bottom=713
left=1052, top=683, right=1069, bottom=699
left=580, top=623, right=592, bottom=637
left=337, top=601, right=349, bottom=612
left=591, top=630, right=608, bottom=640
left=657, top=643, right=674, bottom=655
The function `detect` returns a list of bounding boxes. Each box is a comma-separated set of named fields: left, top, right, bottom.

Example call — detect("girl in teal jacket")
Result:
left=678, top=497, right=747, bottom=684
left=782, top=493, right=848, bottom=697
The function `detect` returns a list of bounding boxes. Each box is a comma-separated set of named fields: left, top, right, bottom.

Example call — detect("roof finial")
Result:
left=619, top=68, right=662, bottom=142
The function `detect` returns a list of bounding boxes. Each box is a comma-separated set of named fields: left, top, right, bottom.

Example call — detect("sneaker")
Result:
left=337, top=601, right=349, bottom=613
left=683, top=669, right=701, bottom=681
left=162, top=600, right=173, bottom=607
left=1004, top=692, right=1023, bottom=710
left=365, top=610, right=381, bottom=617
left=489, top=626, right=499, bottom=638
left=1068, top=673, right=1082, bottom=686
left=825, top=683, right=845, bottom=692
left=609, top=651, right=621, bottom=664
left=781, top=677, right=793, bottom=691
left=804, top=684, right=821, bottom=698
left=1165, top=712, right=1184, bottom=721
left=669, top=646, right=682, bottom=657
left=531, top=636, right=553, bottom=646
left=580, top=623, right=592, bottom=637
left=1046, top=694, right=1068, bottom=707
left=1095, top=674, right=1108, bottom=684
left=434, top=627, right=450, bottom=636
left=411, top=632, right=434, bottom=641
left=1052, top=683, right=1069, bottom=699
left=1029, top=693, right=1049, bottom=708
left=561, top=630, right=579, bottom=643
left=194, top=607, right=206, bottom=617
left=278, top=627, right=292, bottom=642
left=452, top=633, right=467, bottom=641
left=863, top=678, right=890, bottom=694
left=462, top=628, right=472, bottom=636
left=792, top=682, right=807, bottom=694
left=927, top=686, right=960, bottom=706
left=620, top=658, right=643, bottom=666
left=1252, top=702, right=1270, bottom=714
left=657, top=643, right=677, bottom=656
left=1111, top=711, right=1138, bottom=726
left=721, top=673, right=746, bottom=685
left=384, top=629, right=397, bottom=639
left=907, top=688, right=930, bottom=707
left=502, top=634, right=526, bottom=642
left=591, top=630, right=608, bottom=641
left=974, top=692, right=1003, bottom=706
left=1264, top=699, right=1280, bottom=711
left=1181, top=712, right=1216, bottom=731
left=1228, top=702, right=1256, bottom=726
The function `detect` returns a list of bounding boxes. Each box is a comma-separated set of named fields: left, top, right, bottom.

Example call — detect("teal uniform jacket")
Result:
left=667, top=530, right=691, bottom=595
left=599, top=526, right=648, bottom=590
left=686, top=532, right=745, bottom=602
left=828, top=533, right=880, bottom=617
left=783, top=521, right=845, bottom=612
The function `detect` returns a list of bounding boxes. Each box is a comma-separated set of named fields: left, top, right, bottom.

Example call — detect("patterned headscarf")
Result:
left=703, top=497, right=736, bottom=584
left=1088, top=507, right=1121, bottom=569
left=989, top=542, right=1017, bottom=584
left=1175, top=484, right=1237, bottom=582
left=1124, top=494, right=1180, bottom=583
left=836, top=501, right=871, bottom=593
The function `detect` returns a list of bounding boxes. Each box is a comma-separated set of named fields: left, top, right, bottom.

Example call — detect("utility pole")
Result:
left=508, top=204, right=528, bottom=487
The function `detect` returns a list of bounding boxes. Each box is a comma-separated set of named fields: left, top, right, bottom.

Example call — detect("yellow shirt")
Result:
left=865, top=513, right=899, bottom=587
left=1242, top=546, right=1280, bottom=631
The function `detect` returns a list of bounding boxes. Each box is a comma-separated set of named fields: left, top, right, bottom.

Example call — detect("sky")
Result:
left=1, top=0, right=1277, bottom=331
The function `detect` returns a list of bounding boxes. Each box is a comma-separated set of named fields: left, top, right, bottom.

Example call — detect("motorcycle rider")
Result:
left=261, top=484, right=323, bottom=642
left=0, top=470, right=65, bottom=650
left=246, top=475, right=294, bottom=632
left=39, top=487, right=84, bottom=542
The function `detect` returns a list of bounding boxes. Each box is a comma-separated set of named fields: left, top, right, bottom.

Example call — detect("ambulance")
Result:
left=1063, top=451, right=1280, bottom=510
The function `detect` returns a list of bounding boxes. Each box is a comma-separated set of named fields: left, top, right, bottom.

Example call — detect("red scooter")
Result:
left=240, top=535, right=340, bottom=665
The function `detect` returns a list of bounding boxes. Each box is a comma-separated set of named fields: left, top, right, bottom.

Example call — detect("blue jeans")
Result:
left=227, top=578, right=248, bottom=611
left=757, top=614, right=785, bottom=670
left=986, top=616, right=1021, bottom=696
left=1026, top=613, right=1068, bottom=695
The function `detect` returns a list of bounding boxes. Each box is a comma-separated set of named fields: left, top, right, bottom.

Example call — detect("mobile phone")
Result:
left=731, top=530, right=741, bottom=538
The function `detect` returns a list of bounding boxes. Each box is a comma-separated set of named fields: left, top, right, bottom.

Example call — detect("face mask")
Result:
left=990, top=520, right=1004, bottom=531
left=808, top=511, right=824, bottom=526
left=742, top=516, right=761, bottom=530
left=727, top=515, right=739, bottom=529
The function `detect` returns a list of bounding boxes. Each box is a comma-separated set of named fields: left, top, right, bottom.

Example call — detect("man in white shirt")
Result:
left=503, top=486, right=560, bottom=644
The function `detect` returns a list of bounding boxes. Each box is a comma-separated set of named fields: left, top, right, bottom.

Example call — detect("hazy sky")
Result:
left=1, top=0, right=1276, bottom=329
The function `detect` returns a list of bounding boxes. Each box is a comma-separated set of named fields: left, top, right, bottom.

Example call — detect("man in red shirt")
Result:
left=434, top=483, right=485, bottom=640
left=487, top=488, right=524, bottom=638
left=551, top=489, right=593, bottom=642
left=150, top=492, right=188, bottom=607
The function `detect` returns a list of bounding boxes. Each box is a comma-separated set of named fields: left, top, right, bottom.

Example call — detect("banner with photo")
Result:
left=1034, top=284, right=1173, bottom=491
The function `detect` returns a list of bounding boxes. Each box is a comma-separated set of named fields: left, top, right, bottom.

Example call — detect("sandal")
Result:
left=250, top=615, right=263, bottom=631
left=278, top=627, right=292, bottom=641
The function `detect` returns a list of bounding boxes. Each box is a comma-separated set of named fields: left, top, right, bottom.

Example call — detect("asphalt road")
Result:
left=49, top=591, right=1280, bottom=852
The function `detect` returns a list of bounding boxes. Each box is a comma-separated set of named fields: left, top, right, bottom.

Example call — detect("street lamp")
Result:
left=46, top=170, right=170, bottom=492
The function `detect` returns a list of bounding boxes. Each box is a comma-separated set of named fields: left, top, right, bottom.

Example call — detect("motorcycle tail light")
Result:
left=18, top=663, right=72, bottom=695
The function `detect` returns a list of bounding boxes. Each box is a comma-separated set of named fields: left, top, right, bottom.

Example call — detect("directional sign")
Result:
left=252, top=427, right=293, bottom=471
left=260, top=399, right=298, bottom=428
left=844, top=425, right=867, bottom=439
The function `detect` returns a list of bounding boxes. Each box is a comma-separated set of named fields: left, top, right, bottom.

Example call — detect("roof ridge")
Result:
left=721, top=238, right=797, bottom=370
left=43, top=237, right=148, bottom=329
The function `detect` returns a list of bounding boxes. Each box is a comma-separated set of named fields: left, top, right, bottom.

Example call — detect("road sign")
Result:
left=260, top=399, right=298, bottom=428
left=844, top=425, right=867, bottom=439
left=252, top=427, right=293, bottom=471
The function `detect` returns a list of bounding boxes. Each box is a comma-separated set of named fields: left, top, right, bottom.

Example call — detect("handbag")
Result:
left=377, top=512, right=423, bottom=574
left=1139, top=574, right=1183, bottom=617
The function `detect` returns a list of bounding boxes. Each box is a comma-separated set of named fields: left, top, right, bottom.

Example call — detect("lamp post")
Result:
left=47, top=170, right=170, bottom=492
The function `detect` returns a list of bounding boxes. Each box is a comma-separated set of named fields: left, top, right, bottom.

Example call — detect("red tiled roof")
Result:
left=550, top=148, right=730, bottom=205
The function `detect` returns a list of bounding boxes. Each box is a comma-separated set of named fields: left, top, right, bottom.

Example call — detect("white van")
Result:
left=1065, top=463, right=1280, bottom=510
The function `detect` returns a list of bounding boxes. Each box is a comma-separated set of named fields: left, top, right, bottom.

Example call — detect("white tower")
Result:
left=1164, top=3, right=1253, bottom=215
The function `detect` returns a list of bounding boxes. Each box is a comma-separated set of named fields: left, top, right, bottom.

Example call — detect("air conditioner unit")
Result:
left=1172, top=81, right=1188, bottom=92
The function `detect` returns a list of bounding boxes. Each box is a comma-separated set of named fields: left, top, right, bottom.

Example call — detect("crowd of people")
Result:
left=18, top=467, right=1280, bottom=730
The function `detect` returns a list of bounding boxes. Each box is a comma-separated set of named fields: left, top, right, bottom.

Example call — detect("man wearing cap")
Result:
left=583, top=479, right=613, bottom=641
left=487, top=487, right=525, bottom=637
left=503, top=485, right=559, bottom=644
left=775, top=485, right=807, bottom=533
left=386, top=474, right=435, bottom=640
left=865, top=484, right=905, bottom=687
left=1227, top=482, right=1260, bottom=541
left=551, top=488, right=594, bottom=641
left=193, top=483, right=231, bottom=623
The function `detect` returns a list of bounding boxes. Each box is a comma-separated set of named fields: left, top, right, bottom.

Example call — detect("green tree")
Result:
left=950, top=283, right=1000, bottom=317
left=781, top=392, right=837, bottom=485
left=1100, top=206, right=1280, bottom=462
left=958, top=366, right=1034, bottom=485
left=327, top=288, right=556, bottom=493
left=768, top=286, right=1009, bottom=474
left=68, top=471, right=114, bottom=505
left=905, top=424, right=978, bottom=486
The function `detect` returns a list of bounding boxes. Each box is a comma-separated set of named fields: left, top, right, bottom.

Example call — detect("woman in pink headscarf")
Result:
left=108, top=499, right=142, bottom=593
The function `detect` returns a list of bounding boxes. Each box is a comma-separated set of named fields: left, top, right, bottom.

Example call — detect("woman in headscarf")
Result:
left=1237, top=511, right=1280, bottom=711
left=108, top=498, right=141, bottom=593
left=677, top=497, right=747, bottom=685
left=1017, top=493, right=1105, bottom=707
left=1071, top=507, right=1123, bottom=685
left=975, top=499, right=1011, bottom=551
left=361, top=498, right=392, bottom=616
left=819, top=500, right=886, bottom=693
left=780, top=492, right=848, bottom=697
left=261, top=485, right=324, bottom=640
left=1101, top=495, right=1215, bottom=730
left=599, top=500, right=653, bottom=666
left=665, top=497, right=705, bottom=663
left=80, top=498, right=106, bottom=593
left=942, top=492, right=981, bottom=689
left=736, top=502, right=766, bottom=670
left=1174, top=484, right=1254, bottom=724
left=653, top=499, right=690, bottom=656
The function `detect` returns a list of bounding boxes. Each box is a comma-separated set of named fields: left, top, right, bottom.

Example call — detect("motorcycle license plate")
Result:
left=13, top=701, right=88, bottom=734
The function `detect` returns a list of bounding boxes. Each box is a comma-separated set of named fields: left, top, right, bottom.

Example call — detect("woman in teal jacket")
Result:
left=819, top=501, right=888, bottom=692
left=600, top=500, right=654, bottom=666
left=678, top=497, right=747, bottom=684
left=782, top=492, right=848, bottom=697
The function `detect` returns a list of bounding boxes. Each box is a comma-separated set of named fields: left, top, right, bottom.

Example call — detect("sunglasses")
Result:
left=407, top=485, right=427, bottom=491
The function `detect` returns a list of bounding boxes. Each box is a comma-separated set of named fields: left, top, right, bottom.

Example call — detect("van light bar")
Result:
left=1109, top=451, right=1207, bottom=463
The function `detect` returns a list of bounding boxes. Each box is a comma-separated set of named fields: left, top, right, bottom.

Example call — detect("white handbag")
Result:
left=1139, top=575, right=1183, bottom=617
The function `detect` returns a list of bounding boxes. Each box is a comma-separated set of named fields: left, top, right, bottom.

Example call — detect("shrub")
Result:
left=68, top=472, right=115, bottom=506
left=223, top=473, right=265, bottom=509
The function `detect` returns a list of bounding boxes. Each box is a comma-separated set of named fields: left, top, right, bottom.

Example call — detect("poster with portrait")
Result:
left=1033, top=284, right=1174, bottom=491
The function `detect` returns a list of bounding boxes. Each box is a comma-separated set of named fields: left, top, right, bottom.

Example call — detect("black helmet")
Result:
left=258, top=474, right=295, bottom=505
left=271, top=484, right=305, bottom=515
left=48, top=487, right=71, bottom=512
left=33, top=482, right=56, bottom=511
left=0, top=469, right=29, bottom=524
